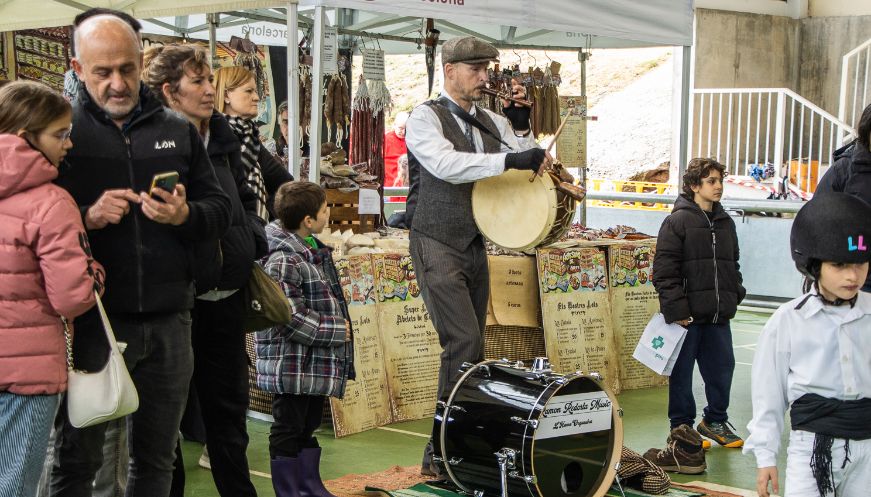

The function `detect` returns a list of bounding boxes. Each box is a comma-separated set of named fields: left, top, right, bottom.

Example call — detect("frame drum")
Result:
left=472, top=169, right=576, bottom=252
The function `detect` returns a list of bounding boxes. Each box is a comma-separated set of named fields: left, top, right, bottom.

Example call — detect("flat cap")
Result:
left=441, top=36, right=499, bottom=65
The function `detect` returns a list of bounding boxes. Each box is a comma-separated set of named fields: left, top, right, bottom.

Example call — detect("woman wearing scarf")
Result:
left=214, top=66, right=293, bottom=229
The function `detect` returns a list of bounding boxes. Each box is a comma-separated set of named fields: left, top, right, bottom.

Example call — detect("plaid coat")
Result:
left=255, top=222, right=354, bottom=398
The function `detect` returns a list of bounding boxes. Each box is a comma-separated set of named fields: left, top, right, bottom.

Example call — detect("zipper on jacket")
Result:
left=123, top=133, right=145, bottom=313
left=710, top=219, right=720, bottom=323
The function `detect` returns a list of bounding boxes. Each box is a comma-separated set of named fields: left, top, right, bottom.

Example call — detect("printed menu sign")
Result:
left=537, top=247, right=619, bottom=394
left=361, top=48, right=385, bottom=81
left=557, top=95, right=587, bottom=168
left=329, top=255, right=391, bottom=437
left=487, top=255, right=540, bottom=328
left=373, top=253, right=441, bottom=422
left=607, top=241, right=667, bottom=390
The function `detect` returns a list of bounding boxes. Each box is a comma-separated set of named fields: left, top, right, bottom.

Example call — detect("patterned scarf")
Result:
left=226, top=116, right=269, bottom=221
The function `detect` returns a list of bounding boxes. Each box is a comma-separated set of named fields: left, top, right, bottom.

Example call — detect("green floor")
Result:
left=180, top=309, right=779, bottom=496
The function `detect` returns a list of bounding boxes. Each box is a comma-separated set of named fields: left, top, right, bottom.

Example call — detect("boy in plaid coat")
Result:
left=255, top=181, right=354, bottom=497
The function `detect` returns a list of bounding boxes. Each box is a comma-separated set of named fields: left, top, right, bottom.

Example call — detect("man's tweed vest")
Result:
left=406, top=100, right=502, bottom=251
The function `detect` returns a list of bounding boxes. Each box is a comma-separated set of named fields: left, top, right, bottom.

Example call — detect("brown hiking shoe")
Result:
left=697, top=420, right=744, bottom=448
left=642, top=425, right=707, bottom=475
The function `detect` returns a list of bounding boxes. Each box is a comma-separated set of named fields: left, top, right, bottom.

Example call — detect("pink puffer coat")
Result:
left=0, top=134, right=104, bottom=395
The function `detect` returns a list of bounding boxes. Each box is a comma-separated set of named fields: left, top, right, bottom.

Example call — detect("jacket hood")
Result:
left=850, top=140, right=871, bottom=170
left=0, top=134, right=58, bottom=199
left=266, top=221, right=331, bottom=259
left=207, top=111, right=241, bottom=157
left=833, top=141, right=855, bottom=162
left=266, top=221, right=310, bottom=255
left=672, top=193, right=728, bottom=221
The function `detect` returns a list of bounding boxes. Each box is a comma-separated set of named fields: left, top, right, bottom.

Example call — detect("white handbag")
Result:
left=64, top=291, right=139, bottom=428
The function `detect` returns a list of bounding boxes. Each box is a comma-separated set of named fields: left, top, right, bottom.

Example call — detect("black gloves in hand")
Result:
left=503, top=104, right=531, bottom=132
left=505, top=148, right=546, bottom=172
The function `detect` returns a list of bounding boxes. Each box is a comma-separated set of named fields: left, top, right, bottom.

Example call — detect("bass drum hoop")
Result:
left=520, top=372, right=624, bottom=497
left=439, top=359, right=509, bottom=495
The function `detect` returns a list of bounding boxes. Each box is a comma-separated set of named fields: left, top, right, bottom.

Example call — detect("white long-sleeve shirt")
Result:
left=405, top=92, right=539, bottom=185
left=743, top=291, right=871, bottom=468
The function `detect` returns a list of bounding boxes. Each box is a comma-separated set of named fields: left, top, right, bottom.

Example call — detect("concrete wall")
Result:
left=799, top=15, right=871, bottom=122
left=694, top=0, right=871, bottom=19
left=694, top=9, right=799, bottom=91
left=694, top=8, right=871, bottom=118
left=810, top=0, right=871, bottom=18
left=695, top=0, right=804, bottom=19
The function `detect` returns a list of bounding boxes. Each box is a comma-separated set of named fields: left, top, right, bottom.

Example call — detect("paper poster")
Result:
left=322, top=27, right=338, bottom=75
left=361, top=48, right=385, bottom=81
left=357, top=188, right=381, bottom=215
left=487, top=255, right=540, bottom=328
left=373, top=253, right=441, bottom=422
left=607, top=241, right=668, bottom=390
left=330, top=255, right=391, bottom=437
left=557, top=95, right=587, bottom=168
left=537, top=247, right=620, bottom=394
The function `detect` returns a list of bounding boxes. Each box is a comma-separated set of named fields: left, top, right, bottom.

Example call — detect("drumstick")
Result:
left=529, top=114, right=572, bottom=182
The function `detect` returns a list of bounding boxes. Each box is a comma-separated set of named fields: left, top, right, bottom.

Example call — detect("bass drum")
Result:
left=433, top=360, right=622, bottom=497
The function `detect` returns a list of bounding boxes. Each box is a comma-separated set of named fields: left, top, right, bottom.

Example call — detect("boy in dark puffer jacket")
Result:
left=646, top=158, right=746, bottom=472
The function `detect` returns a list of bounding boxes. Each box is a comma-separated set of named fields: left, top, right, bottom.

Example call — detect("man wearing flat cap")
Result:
left=404, top=36, right=550, bottom=477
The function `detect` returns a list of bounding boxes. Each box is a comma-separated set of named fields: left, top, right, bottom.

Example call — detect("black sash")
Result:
left=790, top=393, right=871, bottom=496
left=791, top=393, right=871, bottom=439
left=435, top=97, right=514, bottom=151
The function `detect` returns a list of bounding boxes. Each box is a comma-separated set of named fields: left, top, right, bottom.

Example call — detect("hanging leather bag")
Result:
left=242, top=263, right=292, bottom=332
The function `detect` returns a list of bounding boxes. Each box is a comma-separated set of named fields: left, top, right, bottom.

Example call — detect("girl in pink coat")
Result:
left=0, top=81, right=104, bottom=497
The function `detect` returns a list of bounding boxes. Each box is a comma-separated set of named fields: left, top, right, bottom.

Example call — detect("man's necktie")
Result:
left=464, top=121, right=477, bottom=152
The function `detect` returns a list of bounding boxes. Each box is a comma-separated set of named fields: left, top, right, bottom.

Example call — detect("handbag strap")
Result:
left=434, top=96, right=514, bottom=151
left=62, top=317, right=74, bottom=370
left=62, top=291, right=121, bottom=372
left=93, top=291, right=122, bottom=354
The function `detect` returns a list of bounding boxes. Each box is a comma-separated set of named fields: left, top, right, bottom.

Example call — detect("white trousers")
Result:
left=785, top=430, right=871, bottom=497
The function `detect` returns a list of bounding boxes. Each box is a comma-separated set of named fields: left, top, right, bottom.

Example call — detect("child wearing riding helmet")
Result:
left=745, top=192, right=871, bottom=497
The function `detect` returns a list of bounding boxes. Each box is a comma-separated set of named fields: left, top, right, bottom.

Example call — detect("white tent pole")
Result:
left=671, top=44, right=692, bottom=183
left=207, top=13, right=217, bottom=68
left=308, top=5, right=325, bottom=183
left=287, top=1, right=301, bottom=179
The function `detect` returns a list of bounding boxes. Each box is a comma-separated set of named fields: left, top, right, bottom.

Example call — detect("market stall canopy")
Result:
left=0, top=0, right=284, bottom=32
left=0, top=0, right=693, bottom=50
left=299, top=0, right=694, bottom=48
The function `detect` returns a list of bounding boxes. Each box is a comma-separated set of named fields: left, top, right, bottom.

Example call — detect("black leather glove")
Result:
left=505, top=148, right=546, bottom=171
left=503, top=105, right=531, bottom=132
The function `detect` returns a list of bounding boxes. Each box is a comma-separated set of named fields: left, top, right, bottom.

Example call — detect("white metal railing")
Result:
left=690, top=88, right=855, bottom=193
left=839, top=37, right=871, bottom=136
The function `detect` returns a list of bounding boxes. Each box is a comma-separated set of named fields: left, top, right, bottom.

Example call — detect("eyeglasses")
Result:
left=54, top=125, right=73, bottom=142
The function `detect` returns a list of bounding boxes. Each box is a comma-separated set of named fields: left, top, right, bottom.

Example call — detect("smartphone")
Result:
left=149, top=171, right=179, bottom=198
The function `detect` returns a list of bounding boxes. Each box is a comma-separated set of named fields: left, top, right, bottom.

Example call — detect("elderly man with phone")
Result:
left=51, top=13, right=230, bottom=497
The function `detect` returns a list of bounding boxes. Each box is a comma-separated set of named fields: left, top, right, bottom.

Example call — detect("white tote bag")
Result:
left=632, top=313, right=688, bottom=376
left=64, top=292, right=139, bottom=428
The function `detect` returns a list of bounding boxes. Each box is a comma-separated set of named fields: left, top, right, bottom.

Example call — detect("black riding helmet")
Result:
left=790, top=192, right=871, bottom=279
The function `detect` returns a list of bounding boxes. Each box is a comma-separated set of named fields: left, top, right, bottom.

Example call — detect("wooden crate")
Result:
left=326, top=188, right=379, bottom=234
